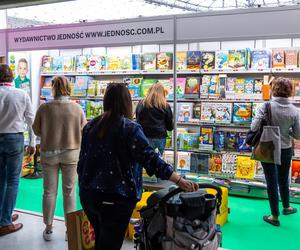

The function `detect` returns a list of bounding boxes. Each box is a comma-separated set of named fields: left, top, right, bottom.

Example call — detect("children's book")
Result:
left=63, top=56, right=75, bottom=72
left=88, top=56, right=107, bottom=71
left=226, top=132, right=237, bottom=152
left=272, top=49, right=285, bottom=68
left=208, top=75, right=219, bottom=97
left=79, top=99, right=87, bottom=113
left=218, top=75, right=226, bottom=98
left=252, top=102, right=264, bottom=119
left=185, top=77, right=200, bottom=96
left=169, top=78, right=186, bottom=98
left=254, top=79, right=263, bottom=94
left=121, top=55, right=132, bottom=70
left=199, top=126, right=214, bottom=150
left=235, top=156, right=256, bottom=179
left=177, top=103, right=193, bottom=122
left=215, top=51, right=229, bottom=69
left=201, top=51, right=215, bottom=70
left=209, top=153, right=223, bottom=173
left=251, top=50, right=270, bottom=69
left=192, top=103, right=201, bottom=120
left=187, top=51, right=201, bottom=70
left=293, top=79, right=300, bottom=98
left=132, top=54, right=141, bottom=70
left=222, top=153, right=237, bottom=176
left=215, top=103, right=232, bottom=124
left=156, top=52, right=173, bottom=70
left=244, top=78, right=254, bottom=94
left=140, top=79, right=157, bottom=97
left=75, top=76, right=93, bottom=90
left=228, top=49, right=247, bottom=69
left=213, top=131, right=226, bottom=152
left=291, top=160, right=300, bottom=183
left=200, top=103, right=215, bottom=122
left=177, top=152, right=191, bottom=173
left=41, top=87, right=52, bottom=98
left=41, top=56, right=53, bottom=73
left=96, top=81, right=109, bottom=98
left=76, top=55, right=89, bottom=72
left=52, top=56, right=64, bottom=72
left=86, top=101, right=104, bottom=119
left=141, top=53, right=156, bottom=71
left=127, top=78, right=142, bottom=98
left=176, top=52, right=187, bottom=70
left=225, top=77, right=236, bottom=98
left=190, top=153, right=210, bottom=174
left=237, top=132, right=252, bottom=153
left=285, top=50, right=298, bottom=68
left=163, top=150, right=174, bottom=166
left=43, top=77, right=52, bottom=88
left=200, top=75, right=211, bottom=98
left=232, top=103, right=252, bottom=123
left=108, top=55, right=121, bottom=70
left=234, top=78, right=245, bottom=95
left=181, top=133, right=200, bottom=150
left=87, top=81, right=96, bottom=96
left=255, top=161, right=264, bottom=179
left=158, top=79, right=172, bottom=99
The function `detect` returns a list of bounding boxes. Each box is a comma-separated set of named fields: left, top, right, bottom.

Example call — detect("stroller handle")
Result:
left=159, top=183, right=223, bottom=213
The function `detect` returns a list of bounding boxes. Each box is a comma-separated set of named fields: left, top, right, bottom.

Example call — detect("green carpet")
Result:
left=16, top=177, right=300, bottom=250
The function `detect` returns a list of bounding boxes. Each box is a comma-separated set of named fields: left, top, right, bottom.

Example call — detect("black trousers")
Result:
left=80, top=189, right=136, bottom=250
left=261, top=148, right=292, bottom=217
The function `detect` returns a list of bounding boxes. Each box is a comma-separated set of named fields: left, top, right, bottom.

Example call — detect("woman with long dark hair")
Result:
left=78, top=83, right=197, bottom=250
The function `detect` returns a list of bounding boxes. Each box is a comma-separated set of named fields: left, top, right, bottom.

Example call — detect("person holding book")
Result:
left=251, top=77, right=300, bottom=226
left=136, top=83, right=173, bottom=155
left=32, top=76, right=86, bottom=241
left=78, top=82, right=198, bottom=250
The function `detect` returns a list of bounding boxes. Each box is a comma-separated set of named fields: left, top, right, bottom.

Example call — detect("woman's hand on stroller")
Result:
left=169, top=172, right=199, bottom=192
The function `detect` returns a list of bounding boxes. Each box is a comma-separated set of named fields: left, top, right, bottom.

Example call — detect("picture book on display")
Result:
left=75, top=76, right=93, bottom=90
left=226, top=132, right=237, bottom=152
left=193, top=103, right=201, bottom=120
left=254, top=79, right=263, bottom=94
left=209, top=153, right=222, bottom=173
left=156, top=52, right=173, bottom=70
left=41, top=56, right=53, bottom=73
left=237, top=132, right=252, bottom=153
left=213, top=131, right=225, bottom=152
left=222, top=154, right=237, bottom=176
left=187, top=51, right=201, bottom=70
left=108, top=56, right=121, bottom=70
left=215, top=51, right=229, bottom=69
left=251, top=50, right=270, bottom=69
left=163, top=150, right=174, bottom=166
left=201, top=52, right=215, bottom=70
left=63, top=56, right=76, bottom=72
left=244, top=78, right=254, bottom=95
left=225, top=77, right=236, bottom=98
left=234, top=78, right=245, bottom=95
left=141, top=53, right=156, bottom=71
left=293, top=79, right=300, bottom=99
left=185, top=77, right=200, bottom=96
left=228, top=49, right=248, bottom=69
left=96, top=81, right=109, bottom=98
left=169, top=78, right=186, bottom=98
left=285, top=50, right=298, bottom=68
left=87, top=81, right=96, bottom=96
left=199, top=126, right=214, bottom=150
left=177, top=152, right=191, bottom=173
left=140, top=79, right=157, bottom=97
left=235, top=156, right=256, bottom=179
left=208, top=75, right=219, bottom=97
left=218, top=75, right=226, bottom=98
left=272, top=49, right=285, bottom=68
left=200, top=103, right=215, bottom=122
left=88, top=56, right=107, bottom=71
left=252, top=102, right=264, bottom=118
left=76, top=55, right=89, bottom=72
left=132, top=54, right=141, bottom=70
left=200, top=75, right=211, bottom=98
left=255, top=161, right=264, bottom=179
left=232, top=103, right=252, bottom=124
left=177, top=103, right=193, bottom=122
left=215, top=103, right=232, bottom=124
left=127, top=77, right=142, bottom=98
left=176, top=52, right=187, bottom=70
left=121, top=55, right=132, bottom=70
left=86, top=101, right=104, bottom=119
left=43, top=77, right=52, bottom=88
left=291, top=160, right=300, bottom=183
left=52, top=56, right=64, bottom=72
left=190, top=153, right=210, bottom=174
left=158, top=79, right=172, bottom=99
left=178, top=133, right=200, bottom=150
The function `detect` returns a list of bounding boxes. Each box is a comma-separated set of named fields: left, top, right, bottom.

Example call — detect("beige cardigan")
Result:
left=33, top=99, right=87, bottom=152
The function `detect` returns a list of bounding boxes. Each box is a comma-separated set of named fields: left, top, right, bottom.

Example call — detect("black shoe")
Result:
left=283, top=207, right=297, bottom=215
left=263, top=216, right=280, bottom=227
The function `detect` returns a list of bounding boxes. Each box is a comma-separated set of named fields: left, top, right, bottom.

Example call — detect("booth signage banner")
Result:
left=8, top=19, right=173, bottom=50
left=0, top=31, right=6, bottom=56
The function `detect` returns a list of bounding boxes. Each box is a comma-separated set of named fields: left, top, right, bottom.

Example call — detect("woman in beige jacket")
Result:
left=33, top=76, right=86, bottom=241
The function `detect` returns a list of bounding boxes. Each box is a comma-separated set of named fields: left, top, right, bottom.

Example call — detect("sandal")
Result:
left=283, top=207, right=297, bottom=215
left=263, top=216, right=280, bottom=227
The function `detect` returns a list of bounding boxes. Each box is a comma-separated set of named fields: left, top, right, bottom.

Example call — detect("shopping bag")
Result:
left=66, top=210, right=95, bottom=250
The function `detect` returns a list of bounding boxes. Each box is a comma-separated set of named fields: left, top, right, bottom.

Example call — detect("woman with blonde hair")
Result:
left=136, top=83, right=173, bottom=155
left=33, top=76, right=86, bottom=241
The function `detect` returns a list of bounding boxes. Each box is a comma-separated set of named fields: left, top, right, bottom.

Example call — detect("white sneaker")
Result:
left=65, top=231, right=68, bottom=241
left=43, top=229, right=53, bottom=241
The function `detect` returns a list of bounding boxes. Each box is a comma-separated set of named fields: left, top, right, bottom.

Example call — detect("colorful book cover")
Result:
left=88, top=56, right=107, bottom=71
left=181, top=133, right=200, bottom=150
left=127, top=78, right=142, bottom=98
left=226, top=77, right=236, bottom=96
left=43, top=77, right=52, bottom=88
left=226, top=132, right=237, bottom=152
left=121, top=55, right=132, bottom=70
left=222, top=153, right=237, bottom=176
left=199, top=126, right=214, bottom=150
left=193, top=103, right=201, bottom=120
left=235, top=156, right=256, bottom=179
left=185, top=77, right=200, bottom=95
left=156, top=52, right=173, bottom=70
left=215, top=51, right=229, bottom=69
left=73, top=88, right=87, bottom=97
left=177, top=103, right=193, bottom=122
left=228, top=49, right=247, bottom=69
left=76, top=55, right=89, bottom=72
left=218, top=75, right=226, bottom=98
left=190, top=153, right=210, bottom=174
left=140, top=79, right=157, bottom=97
left=63, top=56, right=75, bottom=72
left=213, top=131, right=226, bottom=152
left=79, top=99, right=87, bottom=113
left=233, top=103, right=252, bottom=123
left=132, top=54, right=141, bottom=70
left=209, top=153, right=223, bottom=173
left=285, top=50, right=298, bottom=68
left=96, top=81, right=108, bottom=98
left=86, top=101, right=104, bottom=119
left=176, top=52, right=187, bottom=70
left=237, top=132, right=252, bottom=153
left=200, top=75, right=211, bottom=98
left=177, top=152, right=191, bottom=173
left=200, top=103, right=215, bottom=122
left=215, top=103, right=232, bottom=124
left=163, top=150, right=174, bottom=166
left=244, top=78, right=254, bottom=94
left=41, top=55, right=53, bottom=73
left=169, top=78, right=186, bottom=98
left=292, top=160, right=300, bottom=183
left=52, top=56, right=64, bottom=72
left=234, top=78, right=245, bottom=94
left=251, top=50, right=270, bottom=69
left=75, top=76, right=93, bottom=90
left=187, top=51, right=201, bottom=70
left=272, top=49, right=285, bottom=68
left=158, top=79, right=172, bottom=99
left=252, top=102, right=264, bottom=118
left=293, top=79, right=300, bottom=97
left=254, top=79, right=263, bottom=94
left=201, top=51, right=215, bottom=70
left=141, top=53, right=156, bottom=71
left=41, top=88, right=52, bottom=98
left=108, top=56, right=121, bottom=70
left=255, top=161, right=264, bottom=179
left=87, top=81, right=96, bottom=96
left=208, top=75, right=219, bottom=96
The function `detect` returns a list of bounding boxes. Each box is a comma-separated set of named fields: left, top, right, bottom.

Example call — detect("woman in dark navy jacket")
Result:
left=77, top=83, right=197, bottom=250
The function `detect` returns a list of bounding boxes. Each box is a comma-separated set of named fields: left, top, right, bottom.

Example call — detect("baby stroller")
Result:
left=132, top=183, right=222, bottom=250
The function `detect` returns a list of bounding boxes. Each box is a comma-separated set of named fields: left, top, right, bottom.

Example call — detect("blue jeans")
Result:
left=261, top=148, right=292, bottom=217
left=0, top=133, right=24, bottom=226
left=148, top=138, right=166, bottom=156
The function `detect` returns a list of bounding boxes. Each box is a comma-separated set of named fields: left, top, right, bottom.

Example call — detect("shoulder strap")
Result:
left=265, top=102, right=272, bottom=126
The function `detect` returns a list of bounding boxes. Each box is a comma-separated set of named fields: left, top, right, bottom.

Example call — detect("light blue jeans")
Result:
left=147, top=138, right=166, bottom=156
left=0, top=133, right=24, bottom=226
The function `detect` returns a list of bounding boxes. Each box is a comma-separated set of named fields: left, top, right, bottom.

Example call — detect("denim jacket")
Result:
left=77, top=116, right=174, bottom=201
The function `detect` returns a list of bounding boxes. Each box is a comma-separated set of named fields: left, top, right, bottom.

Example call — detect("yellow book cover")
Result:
left=235, top=156, right=256, bottom=179
left=176, top=52, right=187, bottom=70
left=108, top=56, right=121, bottom=70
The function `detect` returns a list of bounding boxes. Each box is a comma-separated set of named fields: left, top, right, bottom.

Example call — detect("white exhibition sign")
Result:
left=0, top=31, right=6, bottom=56
left=8, top=18, right=174, bottom=51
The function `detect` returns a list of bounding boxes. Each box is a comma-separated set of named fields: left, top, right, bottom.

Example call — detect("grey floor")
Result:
left=0, top=210, right=134, bottom=250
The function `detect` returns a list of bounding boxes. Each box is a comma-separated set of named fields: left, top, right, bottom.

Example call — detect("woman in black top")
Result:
left=136, top=83, right=173, bottom=155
